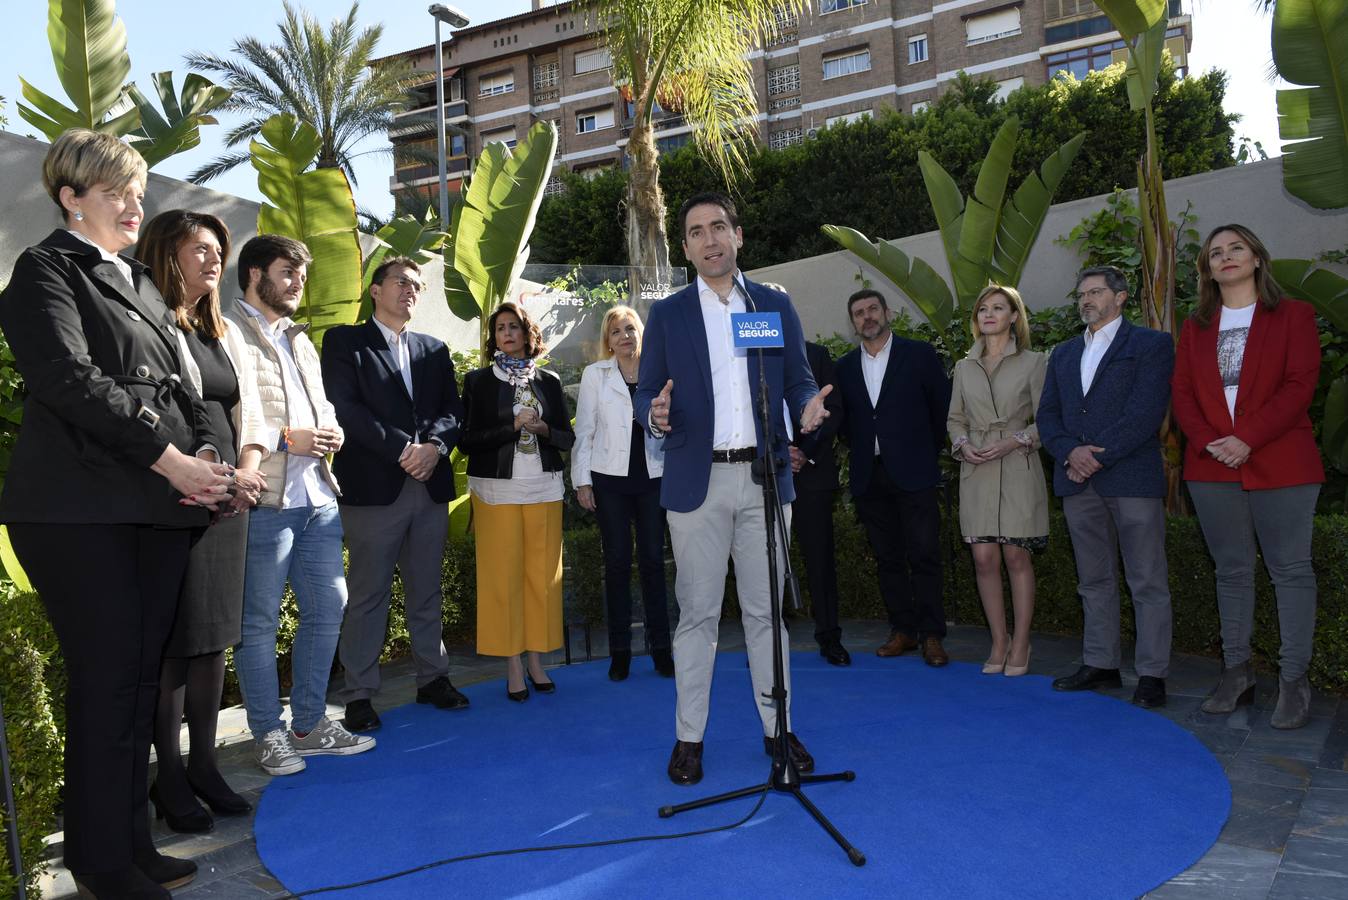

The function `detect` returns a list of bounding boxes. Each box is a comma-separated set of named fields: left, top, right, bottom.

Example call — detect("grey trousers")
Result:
left=338, top=477, right=450, bottom=701
left=1188, top=481, right=1319, bottom=679
left=667, top=463, right=792, bottom=743
left=1062, top=485, right=1172, bottom=677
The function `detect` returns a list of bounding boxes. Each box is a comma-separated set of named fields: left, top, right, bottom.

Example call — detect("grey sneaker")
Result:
left=256, top=728, right=306, bottom=776
left=290, top=716, right=376, bottom=757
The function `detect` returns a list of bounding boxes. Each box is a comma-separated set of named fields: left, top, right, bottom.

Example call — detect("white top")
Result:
left=1218, top=303, right=1257, bottom=422
left=373, top=316, right=414, bottom=400
left=1080, top=315, right=1124, bottom=395
left=571, top=358, right=664, bottom=486
left=860, top=331, right=893, bottom=455
left=696, top=274, right=756, bottom=450
left=238, top=300, right=336, bottom=509
left=468, top=365, right=562, bottom=505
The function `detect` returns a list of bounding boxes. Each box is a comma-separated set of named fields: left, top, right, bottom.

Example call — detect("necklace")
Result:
left=618, top=357, right=640, bottom=383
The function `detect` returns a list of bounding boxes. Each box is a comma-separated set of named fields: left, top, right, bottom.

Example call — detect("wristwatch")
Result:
left=429, top=437, right=449, bottom=457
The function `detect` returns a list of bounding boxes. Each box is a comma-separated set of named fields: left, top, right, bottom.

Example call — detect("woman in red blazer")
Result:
left=1172, top=223, right=1324, bottom=730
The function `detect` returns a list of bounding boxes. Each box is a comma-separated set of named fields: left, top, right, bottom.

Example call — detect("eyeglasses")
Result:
left=384, top=276, right=424, bottom=294
left=1074, top=287, right=1112, bottom=301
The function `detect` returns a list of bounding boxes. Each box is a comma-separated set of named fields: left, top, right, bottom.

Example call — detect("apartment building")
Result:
left=378, top=0, right=1193, bottom=210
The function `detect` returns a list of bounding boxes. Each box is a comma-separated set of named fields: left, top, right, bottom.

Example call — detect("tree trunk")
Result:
left=625, top=115, right=672, bottom=287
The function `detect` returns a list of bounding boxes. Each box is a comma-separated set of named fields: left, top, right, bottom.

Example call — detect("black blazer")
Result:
left=836, top=335, right=951, bottom=496
left=791, top=341, right=843, bottom=492
left=321, top=320, right=464, bottom=505
left=460, top=365, right=574, bottom=479
left=0, top=229, right=222, bottom=526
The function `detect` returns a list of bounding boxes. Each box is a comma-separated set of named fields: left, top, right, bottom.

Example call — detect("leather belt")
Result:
left=711, top=447, right=757, bottom=464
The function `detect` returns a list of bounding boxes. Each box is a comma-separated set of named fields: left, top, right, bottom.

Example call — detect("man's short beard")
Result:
left=257, top=272, right=300, bottom=317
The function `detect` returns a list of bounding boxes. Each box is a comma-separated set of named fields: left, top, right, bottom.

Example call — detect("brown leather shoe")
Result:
left=922, top=636, right=950, bottom=667
left=877, top=631, right=918, bottom=657
left=763, top=732, right=815, bottom=773
left=667, top=740, right=703, bottom=785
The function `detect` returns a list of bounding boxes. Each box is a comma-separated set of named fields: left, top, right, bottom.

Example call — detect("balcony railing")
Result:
left=533, top=88, right=559, bottom=105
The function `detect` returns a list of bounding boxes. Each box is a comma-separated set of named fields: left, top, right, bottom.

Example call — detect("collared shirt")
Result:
left=373, top=315, right=414, bottom=400
left=696, top=274, right=756, bottom=450
left=238, top=299, right=336, bottom=509
left=860, top=331, right=893, bottom=455
left=66, top=228, right=134, bottom=289
left=1080, top=314, right=1124, bottom=395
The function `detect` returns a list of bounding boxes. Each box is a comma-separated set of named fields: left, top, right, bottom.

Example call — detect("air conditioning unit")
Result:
left=805, top=128, right=819, bottom=139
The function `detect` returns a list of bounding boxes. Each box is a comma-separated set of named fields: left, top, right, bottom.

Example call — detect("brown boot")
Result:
left=922, top=636, right=949, bottom=667
left=877, top=631, right=918, bottom=657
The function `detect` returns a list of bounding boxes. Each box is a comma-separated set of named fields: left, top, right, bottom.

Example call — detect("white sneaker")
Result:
left=256, top=728, right=306, bottom=776
left=290, top=716, right=377, bottom=757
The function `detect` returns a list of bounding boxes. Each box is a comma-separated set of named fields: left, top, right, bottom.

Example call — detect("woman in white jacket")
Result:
left=573, top=305, right=673, bottom=681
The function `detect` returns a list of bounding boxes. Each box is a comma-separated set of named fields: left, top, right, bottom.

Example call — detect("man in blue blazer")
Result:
left=835, top=289, right=952, bottom=665
left=1037, top=265, right=1175, bottom=708
left=321, top=257, right=470, bottom=732
left=634, top=192, right=831, bottom=786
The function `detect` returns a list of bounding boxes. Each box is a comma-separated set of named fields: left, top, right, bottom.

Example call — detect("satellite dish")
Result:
left=806, top=128, right=819, bottom=139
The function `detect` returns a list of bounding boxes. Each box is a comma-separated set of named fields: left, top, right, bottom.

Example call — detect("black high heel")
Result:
left=507, top=684, right=530, bottom=702
left=187, top=770, right=252, bottom=816
left=527, top=673, right=555, bottom=694
left=149, top=781, right=213, bottom=833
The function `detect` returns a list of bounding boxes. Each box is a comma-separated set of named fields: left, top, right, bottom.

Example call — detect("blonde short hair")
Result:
left=970, top=284, right=1032, bottom=350
left=597, top=305, right=644, bottom=361
left=43, top=129, right=148, bottom=218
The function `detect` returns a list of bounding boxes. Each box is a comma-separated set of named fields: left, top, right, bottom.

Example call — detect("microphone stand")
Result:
left=658, top=287, right=864, bottom=867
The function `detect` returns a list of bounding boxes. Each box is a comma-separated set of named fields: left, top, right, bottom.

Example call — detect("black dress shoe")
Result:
left=343, top=698, right=382, bottom=732
left=133, top=849, right=197, bottom=891
left=527, top=673, right=556, bottom=694
left=652, top=648, right=676, bottom=678
left=763, top=732, right=816, bottom=773
left=1132, top=676, right=1167, bottom=709
left=148, top=781, right=213, bottom=834
left=186, top=769, right=251, bottom=816
left=667, top=740, right=704, bottom=785
left=1052, top=665, right=1123, bottom=692
left=417, top=676, right=471, bottom=710
left=609, top=650, right=632, bottom=681
left=820, top=641, right=852, bottom=667
left=73, top=867, right=170, bottom=899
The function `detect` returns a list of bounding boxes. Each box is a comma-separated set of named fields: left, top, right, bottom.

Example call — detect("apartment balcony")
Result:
left=390, top=101, right=470, bottom=138
left=390, top=157, right=471, bottom=190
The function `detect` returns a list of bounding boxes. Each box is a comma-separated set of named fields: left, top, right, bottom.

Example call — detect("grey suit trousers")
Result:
left=1062, top=484, right=1172, bottom=677
left=338, top=476, right=450, bottom=700
left=667, top=462, right=792, bottom=742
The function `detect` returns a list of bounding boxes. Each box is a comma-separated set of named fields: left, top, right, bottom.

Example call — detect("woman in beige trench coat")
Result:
left=948, top=285, right=1049, bottom=677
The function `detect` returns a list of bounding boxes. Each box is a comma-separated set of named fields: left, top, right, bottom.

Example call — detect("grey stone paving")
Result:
left=36, top=618, right=1348, bottom=899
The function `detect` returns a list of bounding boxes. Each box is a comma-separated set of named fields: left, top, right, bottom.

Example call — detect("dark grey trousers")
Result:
left=1188, top=481, right=1319, bottom=679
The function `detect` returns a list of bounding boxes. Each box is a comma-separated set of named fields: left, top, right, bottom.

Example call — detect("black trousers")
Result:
left=791, top=487, right=841, bottom=645
left=592, top=481, right=671, bottom=653
left=8, top=523, right=191, bottom=875
left=853, top=463, right=946, bottom=638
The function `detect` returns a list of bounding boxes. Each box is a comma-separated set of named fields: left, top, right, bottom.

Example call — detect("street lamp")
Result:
left=429, top=4, right=470, bottom=228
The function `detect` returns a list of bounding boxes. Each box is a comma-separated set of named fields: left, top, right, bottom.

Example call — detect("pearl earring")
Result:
left=74, top=211, right=84, bottom=222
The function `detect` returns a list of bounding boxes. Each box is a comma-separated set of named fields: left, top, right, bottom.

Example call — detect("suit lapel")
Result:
left=366, top=320, right=412, bottom=405
left=1192, top=317, right=1228, bottom=424
left=1084, top=319, right=1129, bottom=398
left=1234, top=303, right=1269, bottom=406
left=603, top=360, right=630, bottom=405
left=677, top=285, right=715, bottom=411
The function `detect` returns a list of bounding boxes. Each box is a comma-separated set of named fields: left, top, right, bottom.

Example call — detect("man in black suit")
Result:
left=790, top=340, right=849, bottom=666
left=835, top=289, right=952, bottom=666
left=321, top=256, right=470, bottom=731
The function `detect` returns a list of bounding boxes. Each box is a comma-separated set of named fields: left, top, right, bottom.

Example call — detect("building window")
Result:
left=656, top=133, right=692, bottom=155
left=533, top=61, right=559, bottom=90
left=482, top=125, right=517, bottom=148
left=449, top=133, right=466, bottom=156
left=965, top=7, right=1022, bottom=45
left=825, top=109, right=871, bottom=127
left=908, top=34, right=928, bottom=64
left=574, top=48, right=612, bottom=75
left=576, top=107, right=615, bottom=134
left=911, top=100, right=930, bottom=113
left=1044, top=0, right=1102, bottom=22
left=478, top=71, right=514, bottom=98
left=1045, top=27, right=1187, bottom=81
left=769, top=126, right=803, bottom=150
left=542, top=175, right=565, bottom=197
left=767, top=64, right=800, bottom=96
left=994, top=76, right=1025, bottom=100
left=822, top=47, right=871, bottom=80
left=820, top=0, right=867, bottom=14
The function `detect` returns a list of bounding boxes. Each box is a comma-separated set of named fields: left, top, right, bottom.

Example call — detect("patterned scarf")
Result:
left=493, top=350, right=536, bottom=387
left=494, top=351, right=541, bottom=455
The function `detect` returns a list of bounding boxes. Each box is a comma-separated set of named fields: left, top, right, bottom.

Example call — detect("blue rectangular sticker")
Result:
left=731, top=311, right=785, bottom=349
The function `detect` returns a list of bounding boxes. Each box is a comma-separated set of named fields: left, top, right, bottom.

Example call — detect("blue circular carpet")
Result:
left=254, top=652, right=1230, bottom=898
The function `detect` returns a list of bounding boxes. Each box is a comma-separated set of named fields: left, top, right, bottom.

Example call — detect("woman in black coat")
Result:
left=0, top=129, right=232, bottom=900
left=461, top=301, right=574, bottom=701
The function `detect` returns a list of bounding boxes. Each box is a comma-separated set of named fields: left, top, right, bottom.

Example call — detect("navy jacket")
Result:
left=321, top=319, right=463, bottom=506
left=1036, top=318, right=1174, bottom=498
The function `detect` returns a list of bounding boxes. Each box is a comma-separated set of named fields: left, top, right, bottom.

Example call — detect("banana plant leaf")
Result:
left=1093, top=0, right=1169, bottom=39
left=126, top=71, right=231, bottom=169
left=1122, top=19, right=1168, bottom=112
left=820, top=224, right=956, bottom=329
left=17, top=0, right=135, bottom=138
left=359, top=207, right=449, bottom=320
left=251, top=114, right=363, bottom=347
left=1273, top=0, right=1348, bottom=210
left=990, top=130, right=1087, bottom=286
left=1270, top=258, right=1348, bottom=331
left=917, top=149, right=987, bottom=309
left=0, top=525, right=33, bottom=593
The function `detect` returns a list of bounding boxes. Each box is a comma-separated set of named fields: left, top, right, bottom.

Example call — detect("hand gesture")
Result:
left=651, top=380, right=673, bottom=433
left=789, top=446, right=807, bottom=474
left=576, top=485, right=596, bottom=511
left=513, top=408, right=539, bottom=431
left=399, top=443, right=440, bottom=482
left=153, top=446, right=233, bottom=510
left=289, top=427, right=342, bottom=458
left=1205, top=435, right=1251, bottom=469
left=799, top=385, right=833, bottom=433
left=1067, top=444, right=1105, bottom=482
left=231, top=468, right=267, bottom=508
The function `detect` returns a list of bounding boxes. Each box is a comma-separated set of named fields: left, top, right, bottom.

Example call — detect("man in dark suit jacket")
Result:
left=321, top=256, right=469, bottom=731
left=1037, top=265, right=1175, bottom=709
left=835, top=289, right=952, bottom=666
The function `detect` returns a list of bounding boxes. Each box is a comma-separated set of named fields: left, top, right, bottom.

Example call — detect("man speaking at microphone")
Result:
left=636, top=192, right=833, bottom=786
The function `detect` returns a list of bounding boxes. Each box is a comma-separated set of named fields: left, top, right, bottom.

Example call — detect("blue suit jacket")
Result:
left=1036, top=318, right=1174, bottom=498
left=634, top=279, right=818, bottom=513
left=320, top=320, right=463, bottom=506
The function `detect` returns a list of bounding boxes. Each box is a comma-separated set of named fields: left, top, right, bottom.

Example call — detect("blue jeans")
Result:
left=235, top=502, right=347, bottom=738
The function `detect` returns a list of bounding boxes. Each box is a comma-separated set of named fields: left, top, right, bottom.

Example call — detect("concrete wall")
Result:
left=749, top=156, right=1348, bottom=343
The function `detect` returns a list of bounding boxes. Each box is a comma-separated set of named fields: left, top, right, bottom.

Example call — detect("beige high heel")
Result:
left=982, top=642, right=1010, bottom=674
left=1004, top=646, right=1032, bottom=677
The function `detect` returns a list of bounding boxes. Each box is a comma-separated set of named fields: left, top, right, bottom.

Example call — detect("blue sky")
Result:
left=0, top=1, right=1281, bottom=218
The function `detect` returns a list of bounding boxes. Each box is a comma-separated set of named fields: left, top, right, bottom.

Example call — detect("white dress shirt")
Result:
left=860, top=331, right=893, bottom=455
left=696, top=274, right=756, bottom=450
left=66, top=228, right=134, bottom=289
left=373, top=315, right=414, bottom=400
left=1080, top=314, right=1124, bottom=395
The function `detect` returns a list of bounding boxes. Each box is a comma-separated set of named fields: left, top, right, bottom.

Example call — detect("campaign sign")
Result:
left=731, top=311, right=785, bottom=349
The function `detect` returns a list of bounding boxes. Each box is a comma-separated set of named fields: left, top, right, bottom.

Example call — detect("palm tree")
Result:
left=581, top=0, right=806, bottom=277
left=184, top=0, right=417, bottom=185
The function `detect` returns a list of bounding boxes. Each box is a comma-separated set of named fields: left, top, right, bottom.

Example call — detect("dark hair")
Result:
left=1076, top=265, right=1129, bottom=295
left=237, top=234, right=312, bottom=292
left=135, top=211, right=232, bottom=339
left=678, top=191, right=739, bottom=238
left=369, top=255, right=421, bottom=290
left=485, top=301, right=545, bottom=359
left=1193, top=223, right=1283, bottom=329
left=847, top=288, right=889, bottom=317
